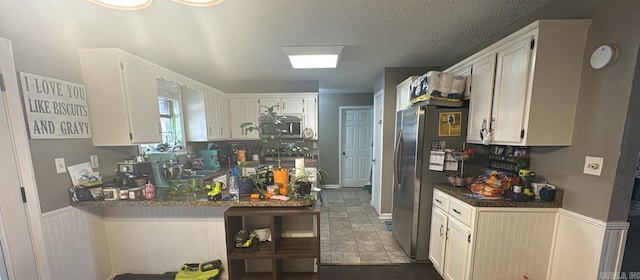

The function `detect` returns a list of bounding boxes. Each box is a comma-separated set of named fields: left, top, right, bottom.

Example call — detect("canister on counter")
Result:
left=144, top=182, right=155, bottom=200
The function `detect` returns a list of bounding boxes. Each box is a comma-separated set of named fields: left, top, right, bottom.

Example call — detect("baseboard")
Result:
left=321, top=184, right=340, bottom=189
left=378, top=213, right=392, bottom=220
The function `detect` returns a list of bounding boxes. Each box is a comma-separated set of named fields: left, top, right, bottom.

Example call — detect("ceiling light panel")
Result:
left=173, top=0, right=225, bottom=7
left=282, top=46, right=344, bottom=69
left=88, top=0, right=152, bottom=10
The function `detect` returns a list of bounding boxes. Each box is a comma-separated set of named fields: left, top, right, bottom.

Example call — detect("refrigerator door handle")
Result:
left=393, top=129, right=403, bottom=189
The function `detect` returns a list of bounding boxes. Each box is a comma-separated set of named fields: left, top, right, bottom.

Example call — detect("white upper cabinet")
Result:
left=229, top=97, right=260, bottom=140
left=491, top=37, right=533, bottom=144
left=182, top=86, right=229, bottom=141
left=216, top=93, right=230, bottom=140
left=303, top=96, right=318, bottom=139
left=80, top=49, right=161, bottom=146
left=446, top=20, right=590, bottom=146
left=465, top=54, right=497, bottom=144
left=396, top=76, right=419, bottom=112
left=258, top=96, right=304, bottom=115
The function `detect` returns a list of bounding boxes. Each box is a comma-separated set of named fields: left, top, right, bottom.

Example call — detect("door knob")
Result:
left=342, top=152, right=346, bottom=156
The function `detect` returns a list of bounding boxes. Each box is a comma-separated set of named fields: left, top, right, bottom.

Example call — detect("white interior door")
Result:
left=0, top=37, right=42, bottom=280
left=372, top=92, right=383, bottom=213
left=340, top=107, right=373, bottom=188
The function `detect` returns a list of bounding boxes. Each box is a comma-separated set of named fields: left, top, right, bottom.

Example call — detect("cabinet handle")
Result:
left=439, top=224, right=444, bottom=237
left=445, top=228, right=450, bottom=240
left=468, top=234, right=471, bottom=243
left=208, top=126, right=212, bottom=136
left=282, top=101, right=285, bottom=110
left=435, top=198, right=442, bottom=204
left=452, top=208, right=461, bottom=215
left=220, top=128, right=223, bottom=135
left=490, top=117, right=495, bottom=132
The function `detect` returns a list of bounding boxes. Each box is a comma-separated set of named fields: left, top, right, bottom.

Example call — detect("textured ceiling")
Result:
left=0, top=0, right=608, bottom=94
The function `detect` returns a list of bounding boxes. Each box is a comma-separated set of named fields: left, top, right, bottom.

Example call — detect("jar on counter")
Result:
left=119, top=188, right=130, bottom=200
left=144, top=182, right=155, bottom=200
left=103, top=187, right=120, bottom=201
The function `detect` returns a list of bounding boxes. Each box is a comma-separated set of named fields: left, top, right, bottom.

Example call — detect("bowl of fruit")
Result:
left=452, top=147, right=476, bottom=161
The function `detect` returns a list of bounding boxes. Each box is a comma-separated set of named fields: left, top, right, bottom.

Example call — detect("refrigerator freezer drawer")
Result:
left=433, top=189, right=450, bottom=211
left=449, top=198, right=473, bottom=227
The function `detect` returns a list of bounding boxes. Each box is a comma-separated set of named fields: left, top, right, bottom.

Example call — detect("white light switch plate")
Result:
left=90, top=155, right=99, bottom=168
left=583, top=156, right=603, bottom=176
left=55, top=158, right=66, bottom=174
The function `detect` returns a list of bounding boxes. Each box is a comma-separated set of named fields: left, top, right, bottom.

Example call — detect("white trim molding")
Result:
left=378, top=213, right=392, bottom=220
left=548, top=209, right=629, bottom=280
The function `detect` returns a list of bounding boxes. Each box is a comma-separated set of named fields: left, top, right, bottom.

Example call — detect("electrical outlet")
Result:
left=90, top=154, right=99, bottom=168
left=55, top=158, right=66, bottom=174
left=312, top=142, right=317, bottom=149
left=583, top=156, right=603, bottom=176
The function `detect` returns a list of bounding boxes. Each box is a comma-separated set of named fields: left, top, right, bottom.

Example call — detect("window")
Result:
left=140, top=79, right=184, bottom=153
left=158, top=97, right=182, bottom=146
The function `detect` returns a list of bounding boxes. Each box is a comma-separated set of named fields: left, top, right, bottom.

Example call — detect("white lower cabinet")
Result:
left=430, top=189, right=558, bottom=280
left=430, top=190, right=474, bottom=280
left=429, top=207, right=448, bottom=274
left=443, top=217, right=472, bottom=280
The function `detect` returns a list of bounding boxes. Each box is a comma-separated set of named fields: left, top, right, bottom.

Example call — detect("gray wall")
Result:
left=4, top=33, right=138, bottom=212
left=530, top=1, right=640, bottom=222
left=318, top=92, right=373, bottom=185
left=29, top=141, right=136, bottom=212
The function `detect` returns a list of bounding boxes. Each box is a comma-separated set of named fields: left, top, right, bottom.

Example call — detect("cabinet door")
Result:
left=205, top=91, right=219, bottom=140
left=429, top=208, right=448, bottom=274
left=244, top=98, right=260, bottom=139
left=303, top=97, right=317, bottom=139
left=182, top=87, right=207, bottom=141
left=258, top=97, right=281, bottom=115
left=491, top=37, right=533, bottom=144
left=466, top=54, right=496, bottom=144
left=281, top=97, right=304, bottom=114
left=444, top=218, right=471, bottom=280
left=216, top=93, right=230, bottom=140
left=229, top=98, right=246, bottom=139
left=121, top=57, right=162, bottom=144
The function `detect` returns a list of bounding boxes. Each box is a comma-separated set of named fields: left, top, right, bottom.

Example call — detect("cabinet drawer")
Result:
left=433, top=189, right=450, bottom=211
left=448, top=199, right=472, bottom=226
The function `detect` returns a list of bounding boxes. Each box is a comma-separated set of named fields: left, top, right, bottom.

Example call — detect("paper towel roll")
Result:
left=295, top=158, right=305, bottom=176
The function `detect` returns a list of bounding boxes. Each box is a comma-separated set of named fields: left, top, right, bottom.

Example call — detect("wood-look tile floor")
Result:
left=318, top=188, right=411, bottom=265
left=322, top=263, right=443, bottom=280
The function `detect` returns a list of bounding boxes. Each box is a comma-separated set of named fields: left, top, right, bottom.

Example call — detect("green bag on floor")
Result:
left=175, top=259, right=222, bottom=280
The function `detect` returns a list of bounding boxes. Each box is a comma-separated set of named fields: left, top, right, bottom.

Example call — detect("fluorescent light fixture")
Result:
left=88, top=0, right=152, bottom=10
left=173, top=0, right=225, bottom=7
left=282, top=46, right=344, bottom=69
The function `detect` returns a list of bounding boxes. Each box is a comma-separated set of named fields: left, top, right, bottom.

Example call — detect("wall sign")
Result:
left=20, top=72, right=91, bottom=139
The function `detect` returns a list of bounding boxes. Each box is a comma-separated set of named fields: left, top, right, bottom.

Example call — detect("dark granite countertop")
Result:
left=71, top=195, right=314, bottom=207
left=434, top=183, right=563, bottom=208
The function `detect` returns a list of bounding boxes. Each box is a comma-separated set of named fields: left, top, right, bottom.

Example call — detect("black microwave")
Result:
left=259, top=115, right=303, bottom=139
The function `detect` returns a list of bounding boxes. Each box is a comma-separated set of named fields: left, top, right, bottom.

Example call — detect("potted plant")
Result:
left=289, top=167, right=325, bottom=196
left=241, top=104, right=309, bottom=196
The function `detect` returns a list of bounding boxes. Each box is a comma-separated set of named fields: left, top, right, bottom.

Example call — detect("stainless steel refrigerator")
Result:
left=392, top=104, right=468, bottom=261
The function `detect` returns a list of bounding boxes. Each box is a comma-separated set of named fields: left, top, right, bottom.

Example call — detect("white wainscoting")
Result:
left=547, top=209, right=629, bottom=280
left=40, top=206, right=112, bottom=280
left=471, top=208, right=558, bottom=280
left=102, top=206, right=229, bottom=280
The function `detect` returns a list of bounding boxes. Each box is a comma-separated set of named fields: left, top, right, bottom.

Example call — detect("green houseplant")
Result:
left=240, top=104, right=310, bottom=197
